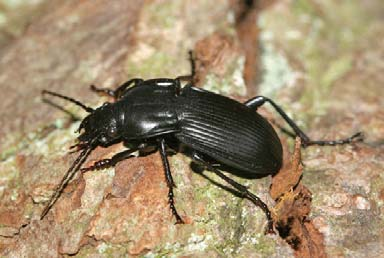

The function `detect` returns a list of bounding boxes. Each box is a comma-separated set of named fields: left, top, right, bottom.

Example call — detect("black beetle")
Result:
left=40, top=74, right=363, bottom=233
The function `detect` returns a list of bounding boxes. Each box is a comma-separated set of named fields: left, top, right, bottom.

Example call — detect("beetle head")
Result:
left=41, top=90, right=123, bottom=148
left=78, top=103, right=122, bottom=146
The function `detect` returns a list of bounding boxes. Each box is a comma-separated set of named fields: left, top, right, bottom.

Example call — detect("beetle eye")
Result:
left=100, top=135, right=108, bottom=143
left=108, top=126, right=118, bottom=137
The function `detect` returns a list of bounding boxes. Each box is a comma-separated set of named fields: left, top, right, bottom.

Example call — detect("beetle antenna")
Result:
left=42, top=90, right=94, bottom=113
left=40, top=143, right=94, bottom=219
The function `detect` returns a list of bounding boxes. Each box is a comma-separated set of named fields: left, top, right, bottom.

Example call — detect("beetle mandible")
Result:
left=40, top=61, right=363, bottom=233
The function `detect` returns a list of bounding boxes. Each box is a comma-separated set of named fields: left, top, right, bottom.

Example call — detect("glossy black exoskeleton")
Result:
left=41, top=75, right=363, bottom=233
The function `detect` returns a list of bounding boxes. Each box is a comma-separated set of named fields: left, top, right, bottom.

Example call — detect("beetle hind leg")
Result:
left=244, top=96, right=364, bottom=148
left=192, top=152, right=275, bottom=234
left=158, top=138, right=184, bottom=224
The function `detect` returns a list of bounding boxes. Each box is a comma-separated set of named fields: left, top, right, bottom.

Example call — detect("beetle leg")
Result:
left=158, top=138, right=184, bottom=224
left=192, top=152, right=275, bottom=234
left=90, top=78, right=144, bottom=100
left=80, top=147, right=139, bottom=173
left=175, top=50, right=196, bottom=84
left=244, top=96, right=265, bottom=110
left=244, top=96, right=364, bottom=147
left=188, top=50, right=196, bottom=78
left=89, top=85, right=116, bottom=98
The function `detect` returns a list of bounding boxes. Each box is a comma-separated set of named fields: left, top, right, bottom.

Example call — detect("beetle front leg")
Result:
left=192, top=152, right=275, bottom=234
left=90, top=78, right=144, bottom=100
left=244, top=96, right=364, bottom=147
left=80, top=148, right=139, bottom=172
left=158, top=138, right=184, bottom=224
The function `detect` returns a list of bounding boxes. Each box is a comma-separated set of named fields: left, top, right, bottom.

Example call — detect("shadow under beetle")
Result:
left=40, top=66, right=363, bottom=233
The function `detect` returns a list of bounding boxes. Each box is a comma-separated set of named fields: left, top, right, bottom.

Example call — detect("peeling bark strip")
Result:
left=271, top=138, right=326, bottom=258
left=230, top=0, right=261, bottom=96
left=230, top=0, right=278, bottom=96
left=193, top=33, right=241, bottom=86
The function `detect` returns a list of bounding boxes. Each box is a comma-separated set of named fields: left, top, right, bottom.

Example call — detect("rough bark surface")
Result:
left=0, top=0, right=383, bottom=257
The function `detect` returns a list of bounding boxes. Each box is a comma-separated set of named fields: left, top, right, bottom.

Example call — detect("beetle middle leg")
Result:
left=90, top=78, right=144, bottom=100
left=244, top=96, right=364, bottom=147
left=158, top=138, right=184, bottom=224
left=192, top=152, right=275, bottom=234
left=175, top=50, right=196, bottom=84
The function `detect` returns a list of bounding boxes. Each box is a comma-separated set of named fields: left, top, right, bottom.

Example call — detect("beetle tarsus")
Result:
left=158, top=138, right=184, bottom=224
left=169, top=190, right=184, bottom=224
left=192, top=152, right=275, bottom=234
left=302, top=131, right=364, bottom=147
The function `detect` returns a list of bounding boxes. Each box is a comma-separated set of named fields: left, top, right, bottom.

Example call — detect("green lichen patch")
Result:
left=203, top=55, right=247, bottom=97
